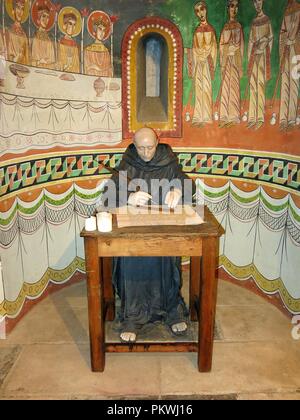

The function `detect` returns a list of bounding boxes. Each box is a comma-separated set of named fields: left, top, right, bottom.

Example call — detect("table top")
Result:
left=81, top=206, right=224, bottom=239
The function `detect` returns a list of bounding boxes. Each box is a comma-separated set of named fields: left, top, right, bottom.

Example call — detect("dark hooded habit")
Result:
left=107, top=143, right=194, bottom=333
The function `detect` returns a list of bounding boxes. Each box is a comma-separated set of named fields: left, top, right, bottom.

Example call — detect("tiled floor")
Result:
left=0, top=277, right=300, bottom=400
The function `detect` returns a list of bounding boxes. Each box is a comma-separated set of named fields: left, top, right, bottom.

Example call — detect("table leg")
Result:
left=84, top=237, right=105, bottom=372
left=102, top=257, right=115, bottom=321
left=190, top=257, right=201, bottom=322
left=198, top=236, right=219, bottom=372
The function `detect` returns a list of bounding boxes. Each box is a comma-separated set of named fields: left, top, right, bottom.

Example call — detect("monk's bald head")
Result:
left=133, top=128, right=158, bottom=162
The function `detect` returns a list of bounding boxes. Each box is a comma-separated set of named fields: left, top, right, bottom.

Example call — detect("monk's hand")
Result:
left=165, top=189, right=182, bottom=209
left=128, top=191, right=152, bottom=207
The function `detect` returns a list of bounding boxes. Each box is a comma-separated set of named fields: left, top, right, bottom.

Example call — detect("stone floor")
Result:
left=0, top=276, right=300, bottom=400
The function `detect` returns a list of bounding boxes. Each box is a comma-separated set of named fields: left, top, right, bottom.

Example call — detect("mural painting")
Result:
left=31, top=0, right=56, bottom=69
left=84, top=10, right=113, bottom=77
left=279, top=0, right=300, bottom=129
left=0, top=0, right=299, bottom=328
left=247, top=0, right=273, bottom=129
left=2, top=0, right=116, bottom=75
left=187, top=1, right=217, bottom=127
left=218, top=0, right=244, bottom=127
left=6, top=0, right=30, bottom=65
left=57, top=6, right=81, bottom=73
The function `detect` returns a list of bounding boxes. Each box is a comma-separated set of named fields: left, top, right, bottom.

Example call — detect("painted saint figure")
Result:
left=279, top=0, right=300, bottom=130
left=58, top=7, right=81, bottom=73
left=31, top=0, right=55, bottom=69
left=247, top=0, right=273, bottom=129
left=191, top=1, right=217, bottom=127
left=6, top=0, right=30, bottom=65
left=84, top=11, right=113, bottom=77
left=219, top=0, right=244, bottom=127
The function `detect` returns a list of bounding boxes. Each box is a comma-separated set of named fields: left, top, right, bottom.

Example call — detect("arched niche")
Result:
left=122, top=17, right=183, bottom=138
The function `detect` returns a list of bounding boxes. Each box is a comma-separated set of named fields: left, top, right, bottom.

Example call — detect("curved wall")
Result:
left=0, top=0, right=299, bottom=328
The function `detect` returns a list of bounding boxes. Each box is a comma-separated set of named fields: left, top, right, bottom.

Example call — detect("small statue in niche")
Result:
left=31, top=0, right=56, bottom=70
left=57, top=6, right=81, bottom=73
left=6, top=0, right=30, bottom=65
left=247, top=0, right=273, bottom=130
left=84, top=11, right=113, bottom=78
left=188, top=1, right=217, bottom=128
left=218, top=0, right=244, bottom=127
left=278, top=0, right=300, bottom=130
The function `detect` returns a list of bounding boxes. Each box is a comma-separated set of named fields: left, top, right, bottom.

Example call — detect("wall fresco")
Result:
left=0, top=0, right=299, bottom=323
left=0, top=150, right=299, bottom=197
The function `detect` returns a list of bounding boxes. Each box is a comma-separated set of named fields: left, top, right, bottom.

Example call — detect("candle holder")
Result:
left=85, top=216, right=97, bottom=232
left=97, top=212, right=113, bottom=233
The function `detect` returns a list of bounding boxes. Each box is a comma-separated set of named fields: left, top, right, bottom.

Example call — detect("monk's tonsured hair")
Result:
left=63, top=13, right=77, bottom=25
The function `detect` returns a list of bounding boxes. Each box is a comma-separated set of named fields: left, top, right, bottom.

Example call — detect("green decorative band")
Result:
left=0, top=257, right=85, bottom=318
left=220, top=255, right=300, bottom=314
left=0, top=150, right=299, bottom=199
left=1, top=255, right=299, bottom=319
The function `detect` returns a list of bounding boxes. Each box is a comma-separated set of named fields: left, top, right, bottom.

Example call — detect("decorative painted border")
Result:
left=0, top=150, right=299, bottom=198
left=220, top=255, right=300, bottom=314
left=0, top=257, right=85, bottom=318
left=1, top=181, right=299, bottom=246
left=121, top=17, right=183, bottom=138
left=1, top=254, right=299, bottom=319
left=0, top=182, right=299, bottom=318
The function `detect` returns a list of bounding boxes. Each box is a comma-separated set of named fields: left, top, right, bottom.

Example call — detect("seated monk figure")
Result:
left=101, top=127, right=195, bottom=343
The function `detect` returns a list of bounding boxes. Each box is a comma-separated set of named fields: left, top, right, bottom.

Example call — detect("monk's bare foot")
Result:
left=120, top=332, right=137, bottom=343
left=171, top=322, right=188, bottom=335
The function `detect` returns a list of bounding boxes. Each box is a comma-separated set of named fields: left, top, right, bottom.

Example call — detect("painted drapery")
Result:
left=0, top=178, right=299, bottom=320
left=0, top=0, right=299, bottom=328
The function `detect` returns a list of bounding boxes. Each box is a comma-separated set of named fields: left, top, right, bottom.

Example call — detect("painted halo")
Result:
left=58, top=6, right=82, bottom=37
left=5, top=0, right=30, bottom=24
left=87, top=11, right=112, bottom=41
left=31, top=0, right=55, bottom=31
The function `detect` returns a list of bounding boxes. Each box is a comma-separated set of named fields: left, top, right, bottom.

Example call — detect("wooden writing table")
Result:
left=80, top=206, right=224, bottom=373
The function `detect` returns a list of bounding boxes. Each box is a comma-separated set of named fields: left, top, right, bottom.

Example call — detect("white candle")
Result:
left=97, top=212, right=113, bottom=233
left=85, top=216, right=97, bottom=232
